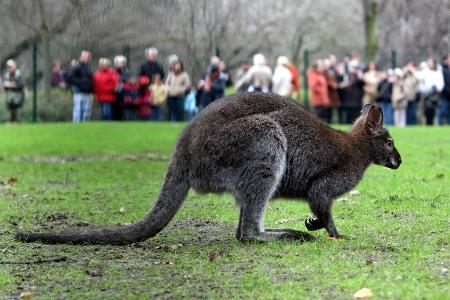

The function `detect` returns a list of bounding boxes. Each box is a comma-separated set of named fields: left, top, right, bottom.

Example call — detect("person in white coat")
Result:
left=272, top=56, right=293, bottom=97
left=235, top=53, right=272, bottom=93
left=416, top=58, right=444, bottom=125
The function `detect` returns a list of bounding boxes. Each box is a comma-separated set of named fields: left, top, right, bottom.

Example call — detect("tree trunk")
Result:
left=291, top=31, right=304, bottom=67
left=38, top=0, right=52, bottom=103
left=363, top=0, right=378, bottom=62
left=0, top=0, right=79, bottom=69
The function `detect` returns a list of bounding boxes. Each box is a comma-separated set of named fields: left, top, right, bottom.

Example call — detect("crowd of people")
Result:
left=54, top=48, right=228, bottom=123
left=234, top=54, right=300, bottom=98
left=306, top=53, right=450, bottom=126
left=2, top=47, right=450, bottom=126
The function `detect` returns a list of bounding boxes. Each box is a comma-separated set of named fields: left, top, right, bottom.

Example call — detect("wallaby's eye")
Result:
left=386, top=139, right=393, bottom=146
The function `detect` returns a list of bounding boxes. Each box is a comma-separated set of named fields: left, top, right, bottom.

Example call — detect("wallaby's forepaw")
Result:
left=305, top=218, right=324, bottom=231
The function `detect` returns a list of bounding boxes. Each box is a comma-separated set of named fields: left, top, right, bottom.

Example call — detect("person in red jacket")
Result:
left=135, top=76, right=152, bottom=120
left=287, top=63, right=300, bottom=100
left=93, top=58, right=119, bottom=120
left=307, top=60, right=332, bottom=123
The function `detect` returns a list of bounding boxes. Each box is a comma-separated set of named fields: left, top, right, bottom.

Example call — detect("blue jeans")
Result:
left=380, top=102, right=393, bottom=125
left=124, top=108, right=137, bottom=121
left=168, top=96, right=184, bottom=121
left=73, top=93, right=92, bottom=122
left=438, top=97, right=450, bottom=125
left=150, top=106, right=162, bottom=121
left=406, top=101, right=417, bottom=125
left=100, top=102, right=113, bottom=120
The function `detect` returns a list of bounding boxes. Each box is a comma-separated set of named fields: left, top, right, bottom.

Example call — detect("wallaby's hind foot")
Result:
left=238, top=229, right=314, bottom=243
left=305, top=218, right=325, bottom=231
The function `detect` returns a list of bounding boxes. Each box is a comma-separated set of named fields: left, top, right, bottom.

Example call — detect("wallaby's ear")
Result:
left=365, top=105, right=384, bottom=133
left=360, top=104, right=374, bottom=115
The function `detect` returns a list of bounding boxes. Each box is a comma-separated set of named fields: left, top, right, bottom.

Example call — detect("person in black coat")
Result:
left=376, top=71, right=394, bottom=125
left=345, top=68, right=364, bottom=124
left=67, top=51, right=93, bottom=122
left=114, top=55, right=131, bottom=121
left=198, top=64, right=226, bottom=110
left=139, top=47, right=165, bottom=83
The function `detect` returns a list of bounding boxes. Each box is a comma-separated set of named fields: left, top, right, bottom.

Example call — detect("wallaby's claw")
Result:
left=305, top=218, right=324, bottom=231
left=326, top=235, right=345, bottom=241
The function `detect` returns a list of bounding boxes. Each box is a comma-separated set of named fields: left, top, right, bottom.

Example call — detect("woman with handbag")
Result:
left=150, top=74, right=167, bottom=121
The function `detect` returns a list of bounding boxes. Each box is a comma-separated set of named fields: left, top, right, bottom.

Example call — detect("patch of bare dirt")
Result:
left=163, top=219, right=235, bottom=246
left=11, top=152, right=170, bottom=164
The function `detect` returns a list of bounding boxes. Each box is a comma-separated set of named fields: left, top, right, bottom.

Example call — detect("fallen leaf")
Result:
left=20, top=291, right=36, bottom=299
left=442, top=268, right=448, bottom=276
left=119, top=207, right=126, bottom=214
left=208, top=250, right=221, bottom=261
left=349, top=190, right=360, bottom=195
left=7, top=177, right=18, bottom=185
left=353, top=288, right=374, bottom=299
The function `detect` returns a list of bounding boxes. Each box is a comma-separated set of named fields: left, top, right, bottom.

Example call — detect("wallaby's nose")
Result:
left=389, top=156, right=401, bottom=169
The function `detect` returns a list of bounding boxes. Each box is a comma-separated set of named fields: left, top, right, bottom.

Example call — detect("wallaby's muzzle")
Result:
left=386, top=148, right=402, bottom=169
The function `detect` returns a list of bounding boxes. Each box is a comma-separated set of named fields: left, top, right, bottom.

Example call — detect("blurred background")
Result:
left=0, top=0, right=449, bottom=123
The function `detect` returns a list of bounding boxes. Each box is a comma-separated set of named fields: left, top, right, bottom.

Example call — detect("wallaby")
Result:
left=16, top=93, right=401, bottom=245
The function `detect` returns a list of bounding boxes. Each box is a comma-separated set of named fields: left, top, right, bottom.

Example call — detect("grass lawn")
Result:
left=0, top=122, right=448, bottom=299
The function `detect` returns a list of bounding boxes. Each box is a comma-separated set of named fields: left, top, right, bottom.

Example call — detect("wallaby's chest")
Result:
left=276, top=152, right=365, bottom=201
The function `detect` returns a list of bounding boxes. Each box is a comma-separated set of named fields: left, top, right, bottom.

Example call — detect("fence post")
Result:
left=123, top=45, right=131, bottom=69
left=391, top=49, right=397, bottom=69
left=32, top=41, right=38, bottom=123
left=302, top=49, right=309, bottom=110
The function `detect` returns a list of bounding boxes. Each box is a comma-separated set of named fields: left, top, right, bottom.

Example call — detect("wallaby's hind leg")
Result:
left=237, top=193, right=314, bottom=242
left=235, top=156, right=313, bottom=242
left=237, top=195, right=314, bottom=242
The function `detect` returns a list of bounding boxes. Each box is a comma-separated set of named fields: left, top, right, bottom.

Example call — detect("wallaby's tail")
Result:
left=15, top=166, right=190, bottom=245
